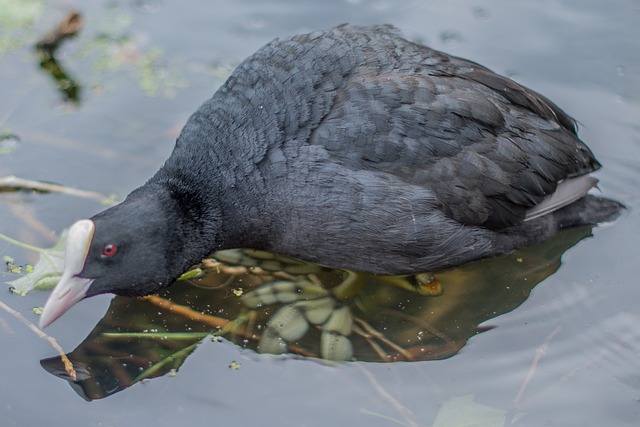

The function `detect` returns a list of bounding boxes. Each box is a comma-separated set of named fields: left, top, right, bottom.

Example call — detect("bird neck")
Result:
left=128, top=177, right=227, bottom=273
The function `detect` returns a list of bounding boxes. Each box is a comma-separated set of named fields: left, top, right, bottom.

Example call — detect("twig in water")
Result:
left=515, top=325, right=561, bottom=405
left=140, top=295, right=230, bottom=330
left=5, top=199, right=58, bottom=243
left=0, top=175, right=107, bottom=202
left=0, top=299, right=76, bottom=380
left=521, top=327, right=640, bottom=408
left=353, top=317, right=414, bottom=361
left=522, top=348, right=605, bottom=409
left=357, top=364, right=421, bottom=427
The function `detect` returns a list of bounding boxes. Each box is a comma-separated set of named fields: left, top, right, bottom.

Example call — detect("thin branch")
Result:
left=522, top=348, right=604, bottom=409
left=0, top=175, right=107, bottom=202
left=357, top=365, right=421, bottom=427
left=515, top=325, right=561, bottom=405
left=5, top=200, right=58, bottom=243
left=520, top=328, right=640, bottom=408
left=353, top=317, right=414, bottom=361
left=140, top=295, right=230, bottom=329
left=0, top=299, right=76, bottom=380
left=142, top=295, right=321, bottom=358
left=0, top=231, right=49, bottom=254
left=353, top=322, right=390, bottom=360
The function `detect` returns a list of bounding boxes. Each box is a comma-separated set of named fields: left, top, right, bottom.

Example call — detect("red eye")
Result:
left=102, top=244, right=117, bottom=257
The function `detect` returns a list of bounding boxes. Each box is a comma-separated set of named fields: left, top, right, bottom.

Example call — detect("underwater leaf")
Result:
left=6, top=232, right=67, bottom=293
left=432, top=394, right=506, bottom=427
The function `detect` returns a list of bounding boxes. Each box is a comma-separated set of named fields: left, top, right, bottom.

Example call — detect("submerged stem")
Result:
left=0, top=232, right=47, bottom=254
left=132, top=341, right=202, bottom=383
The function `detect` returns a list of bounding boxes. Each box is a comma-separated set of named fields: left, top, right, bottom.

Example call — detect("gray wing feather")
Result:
left=524, top=175, right=598, bottom=221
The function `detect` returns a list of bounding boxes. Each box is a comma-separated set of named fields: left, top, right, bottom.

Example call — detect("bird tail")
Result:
left=554, top=194, right=624, bottom=229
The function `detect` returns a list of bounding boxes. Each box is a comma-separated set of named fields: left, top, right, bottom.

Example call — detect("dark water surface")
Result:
left=1, top=1, right=639, bottom=426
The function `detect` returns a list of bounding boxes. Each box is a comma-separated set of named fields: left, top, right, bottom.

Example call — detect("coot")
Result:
left=39, top=25, right=621, bottom=328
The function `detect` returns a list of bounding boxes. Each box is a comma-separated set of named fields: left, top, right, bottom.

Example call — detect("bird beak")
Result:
left=39, top=219, right=95, bottom=329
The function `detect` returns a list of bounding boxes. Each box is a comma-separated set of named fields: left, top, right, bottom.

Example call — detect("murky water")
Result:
left=1, top=0, right=638, bottom=426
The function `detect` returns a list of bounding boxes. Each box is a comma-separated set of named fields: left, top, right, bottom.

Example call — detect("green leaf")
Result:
left=4, top=256, right=22, bottom=274
left=432, top=394, right=506, bottom=427
left=8, top=287, right=28, bottom=297
left=177, top=267, right=204, bottom=281
left=5, top=231, right=67, bottom=293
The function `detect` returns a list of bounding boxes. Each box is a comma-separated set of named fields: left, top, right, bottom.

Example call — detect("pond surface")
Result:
left=1, top=0, right=639, bottom=426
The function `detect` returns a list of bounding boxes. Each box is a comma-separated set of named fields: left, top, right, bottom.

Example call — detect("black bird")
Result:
left=39, top=25, right=621, bottom=328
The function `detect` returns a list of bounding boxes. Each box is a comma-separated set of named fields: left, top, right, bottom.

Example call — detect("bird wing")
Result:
left=308, top=47, right=599, bottom=229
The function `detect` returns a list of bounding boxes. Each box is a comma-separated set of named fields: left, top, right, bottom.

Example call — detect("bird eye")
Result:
left=102, top=244, right=117, bottom=257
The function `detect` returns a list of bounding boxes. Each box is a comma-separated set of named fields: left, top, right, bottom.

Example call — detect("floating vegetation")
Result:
left=77, top=5, right=187, bottom=98
left=0, top=0, right=44, bottom=55
left=0, top=132, right=20, bottom=155
left=0, top=230, right=67, bottom=293
left=1, top=1, right=188, bottom=101
left=134, top=47, right=187, bottom=98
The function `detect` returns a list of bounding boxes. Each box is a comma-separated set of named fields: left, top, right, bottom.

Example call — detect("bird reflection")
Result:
left=41, top=225, right=595, bottom=400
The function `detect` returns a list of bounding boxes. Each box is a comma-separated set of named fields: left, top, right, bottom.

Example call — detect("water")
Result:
left=1, top=0, right=638, bottom=426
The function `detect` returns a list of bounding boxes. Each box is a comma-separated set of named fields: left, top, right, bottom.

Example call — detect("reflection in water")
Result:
left=41, top=226, right=595, bottom=400
left=35, top=12, right=83, bottom=104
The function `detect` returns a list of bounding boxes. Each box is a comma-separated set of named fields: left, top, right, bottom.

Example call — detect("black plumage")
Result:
left=47, top=25, right=623, bottom=302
